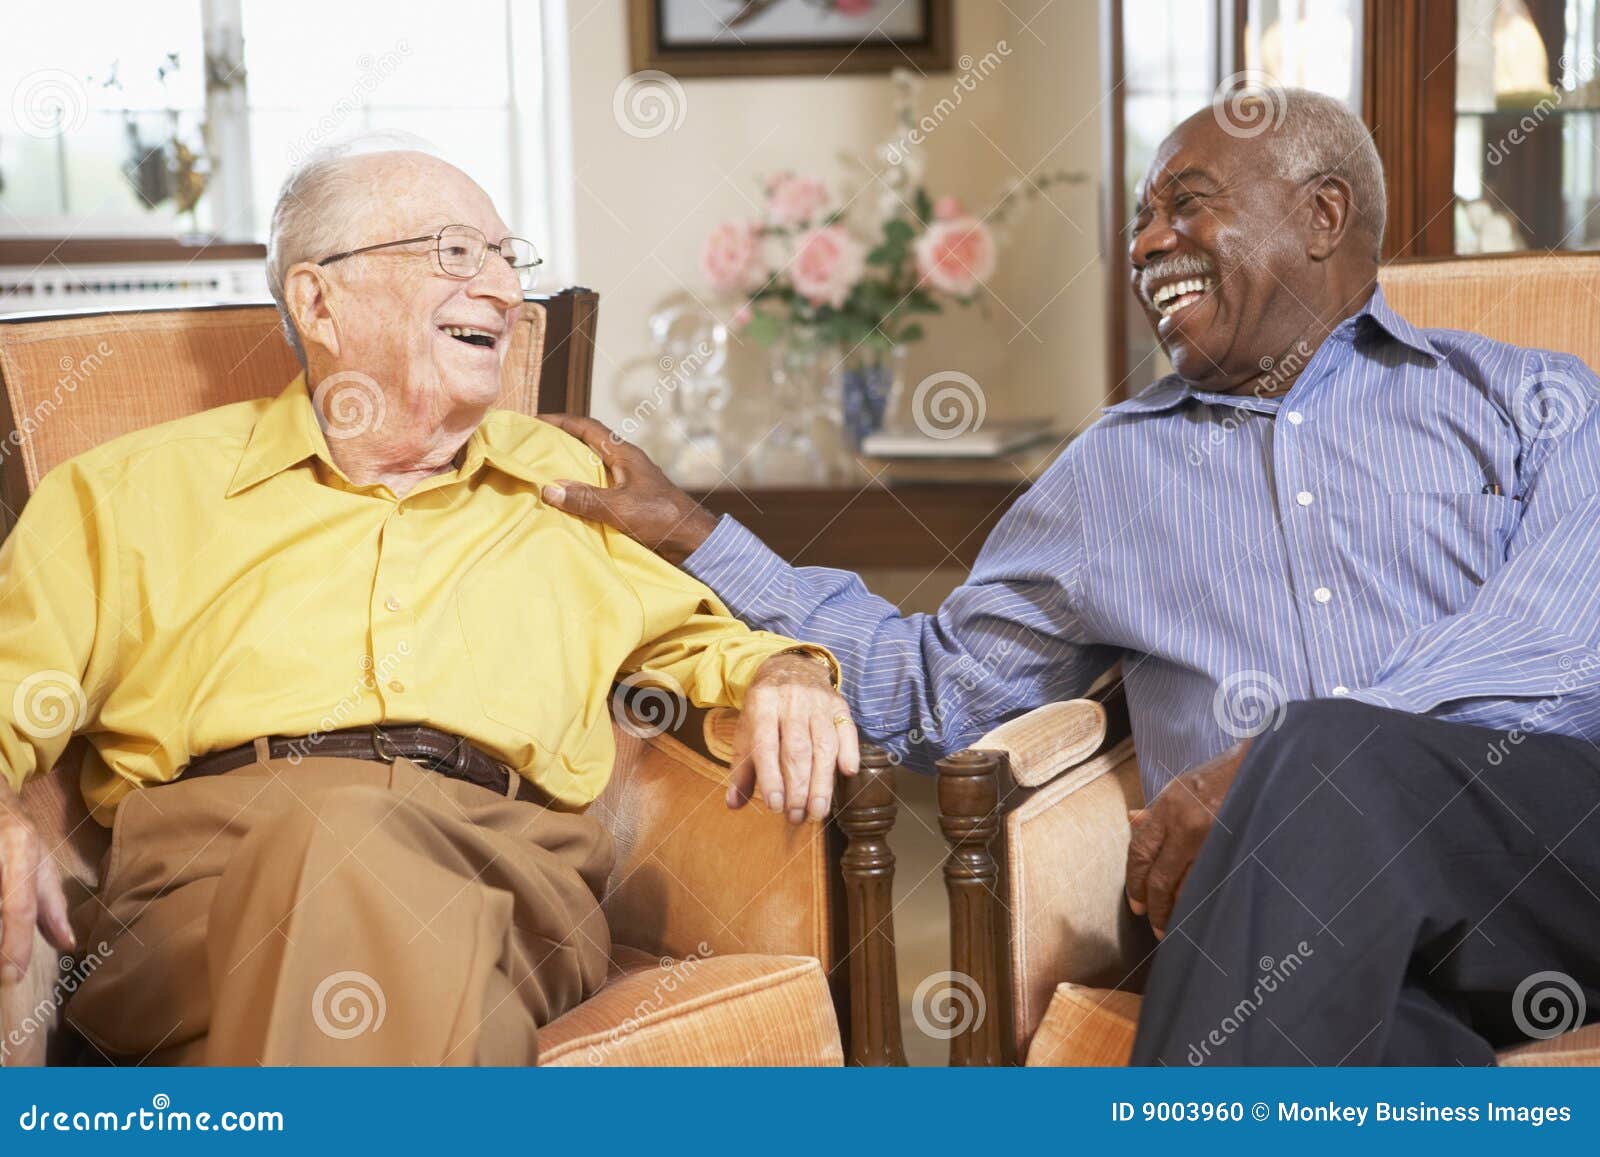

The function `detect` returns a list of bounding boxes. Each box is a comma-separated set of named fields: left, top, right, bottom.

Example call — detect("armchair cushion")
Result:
left=538, top=946, right=841, bottom=1066
left=1498, top=1025, right=1600, bottom=1067
left=1025, top=984, right=1139, bottom=1067
left=1025, top=987, right=1600, bottom=1067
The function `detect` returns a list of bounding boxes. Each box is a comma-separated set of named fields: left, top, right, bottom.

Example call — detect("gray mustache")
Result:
left=1140, top=256, right=1216, bottom=297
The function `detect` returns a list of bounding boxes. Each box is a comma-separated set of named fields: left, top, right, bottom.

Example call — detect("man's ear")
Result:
left=284, top=263, right=342, bottom=361
left=1305, top=174, right=1355, bottom=261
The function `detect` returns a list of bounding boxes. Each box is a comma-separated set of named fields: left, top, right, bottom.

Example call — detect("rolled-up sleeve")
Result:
left=684, top=451, right=1119, bottom=771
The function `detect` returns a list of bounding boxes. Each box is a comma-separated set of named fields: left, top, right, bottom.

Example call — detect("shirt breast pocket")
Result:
left=1381, top=491, right=1514, bottom=623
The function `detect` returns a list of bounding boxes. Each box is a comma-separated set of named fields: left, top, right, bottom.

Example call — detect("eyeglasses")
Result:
left=317, top=224, right=543, bottom=288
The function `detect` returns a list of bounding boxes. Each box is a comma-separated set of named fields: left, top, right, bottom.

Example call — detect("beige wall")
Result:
left=560, top=0, right=1108, bottom=443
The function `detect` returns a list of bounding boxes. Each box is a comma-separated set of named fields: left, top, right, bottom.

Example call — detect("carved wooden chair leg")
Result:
left=936, top=748, right=1011, bottom=1066
left=835, top=741, right=907, bottom=1066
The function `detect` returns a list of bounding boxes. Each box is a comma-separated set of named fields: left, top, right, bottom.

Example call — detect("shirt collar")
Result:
left=228, top=375, right=574, bottom=498
left=1102, top=284, right=1440, bottom=417
left=463, top=415, right=551, bottom=488
left=1358, top=282, right=1441, bottom=362
left=227, top=374, right=334, bottom=497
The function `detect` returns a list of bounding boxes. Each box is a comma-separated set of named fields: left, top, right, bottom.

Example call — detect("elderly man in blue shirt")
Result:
left=543, top=89, right=1600, bottom=1064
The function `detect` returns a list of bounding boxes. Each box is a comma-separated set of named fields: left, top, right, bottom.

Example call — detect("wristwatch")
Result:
left=773, top=645, right=842, bottom=689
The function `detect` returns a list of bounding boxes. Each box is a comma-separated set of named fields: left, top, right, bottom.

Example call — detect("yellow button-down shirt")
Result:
left=0, top=376, right=832, bottom=823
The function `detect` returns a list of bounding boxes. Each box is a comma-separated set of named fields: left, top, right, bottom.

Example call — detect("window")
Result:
left=0, top=0, right=561, bottom=275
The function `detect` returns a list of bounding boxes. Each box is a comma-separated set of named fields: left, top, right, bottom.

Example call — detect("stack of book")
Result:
left=859, top=421, right=1060, bottom=483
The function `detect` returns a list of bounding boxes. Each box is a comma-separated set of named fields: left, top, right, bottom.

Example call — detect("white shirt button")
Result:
left=1332, top=685, right=1350, bottom=696
left=1286, top=410, right=1304, bottom=425
left=1313, top=586, right=1333, bottom=604
left=384, top=596, right=402, bottom=612
left=1296, top=490, right=1315, bottom=507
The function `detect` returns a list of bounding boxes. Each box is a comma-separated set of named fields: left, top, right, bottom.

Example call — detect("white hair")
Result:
left=265, top=131, right=442, bottom=367
left=1228, top=87, right=1387, bottom=259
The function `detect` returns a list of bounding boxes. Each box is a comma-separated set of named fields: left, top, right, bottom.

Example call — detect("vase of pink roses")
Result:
left=699, top=74, right=1083, bottom=480
left=701, top=176, right=1003, bottom=459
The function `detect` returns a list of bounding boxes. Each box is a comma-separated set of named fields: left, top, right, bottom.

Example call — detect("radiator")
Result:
left=0, top=260, right=271, bottom=315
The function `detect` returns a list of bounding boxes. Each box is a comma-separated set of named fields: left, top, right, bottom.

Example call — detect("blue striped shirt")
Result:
left=685, top=287, right=1600, bottom=794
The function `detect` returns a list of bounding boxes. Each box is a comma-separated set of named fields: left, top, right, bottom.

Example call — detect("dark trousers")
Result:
left=1130, top=699, right=1600, bottom=1065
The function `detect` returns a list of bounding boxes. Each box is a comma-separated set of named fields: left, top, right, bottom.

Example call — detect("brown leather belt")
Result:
left=181, top=724, right=546, bottom=805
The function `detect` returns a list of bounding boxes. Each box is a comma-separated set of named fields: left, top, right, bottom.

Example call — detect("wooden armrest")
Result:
left=969, top=699, right=1109, bottom=788
left=935, top=687, right=1142, bottom=1066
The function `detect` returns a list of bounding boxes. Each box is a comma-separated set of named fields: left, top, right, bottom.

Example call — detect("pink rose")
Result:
left=932, top=194, right=964, bottom=221
left=833, top=0, right=874, bottom=15
left=914, top=216, right=997, bottom=297
left=767, top=174, right=830, bottom=229
left=789, top=225, right=866, bottom=309
left=700, top=219, right=767, bottom=294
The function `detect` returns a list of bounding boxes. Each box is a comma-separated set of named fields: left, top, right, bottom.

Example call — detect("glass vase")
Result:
left=842, top=343, right=910, bottom=443
left=750, top=334, right=847, bottom=486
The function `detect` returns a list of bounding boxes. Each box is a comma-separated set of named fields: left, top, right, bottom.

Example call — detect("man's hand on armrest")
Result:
left=539, top=414, right=718, bottom=564
left=0, top=782, right=75, bottom=984
left=727, top=653, right=860, bottom=825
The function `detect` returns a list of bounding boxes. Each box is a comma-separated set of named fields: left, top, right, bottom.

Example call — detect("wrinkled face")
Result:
left=1129, top=114, right=1323, bottom=392
left=301, top=152, right=525, bottom=425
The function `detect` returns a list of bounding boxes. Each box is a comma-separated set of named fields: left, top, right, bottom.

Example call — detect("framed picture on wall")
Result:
left=628, top=0, right=954, bottom=78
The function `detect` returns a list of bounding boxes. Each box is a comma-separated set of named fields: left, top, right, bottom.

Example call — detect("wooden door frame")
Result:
left=1362, top=0, right=1459, bottom=258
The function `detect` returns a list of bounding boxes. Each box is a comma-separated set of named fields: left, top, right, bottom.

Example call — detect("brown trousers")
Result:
left=65, top=752, right=614, bottom=1065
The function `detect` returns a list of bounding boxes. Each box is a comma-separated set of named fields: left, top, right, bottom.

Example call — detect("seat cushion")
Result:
left=1026, top=985, right=1600, bottom=1067
left=1025, top=984, right=1140, bottom=1066
left=1498, top=1023, right=1600, bottom=1067
left=538, top=946, right=842, bottom=1066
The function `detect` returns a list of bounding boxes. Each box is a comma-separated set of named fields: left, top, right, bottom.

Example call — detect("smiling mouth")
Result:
left=1149, top=276, right=1217, bottom=320
left=440, top=325, right=499, bottom=350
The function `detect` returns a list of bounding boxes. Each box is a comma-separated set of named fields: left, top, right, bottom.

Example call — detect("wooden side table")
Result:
left=689, top=481, right=1029, bottom=570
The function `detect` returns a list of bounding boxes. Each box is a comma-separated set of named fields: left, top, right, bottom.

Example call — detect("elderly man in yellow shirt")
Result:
left=0, top=146, right=855, bottom=1065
